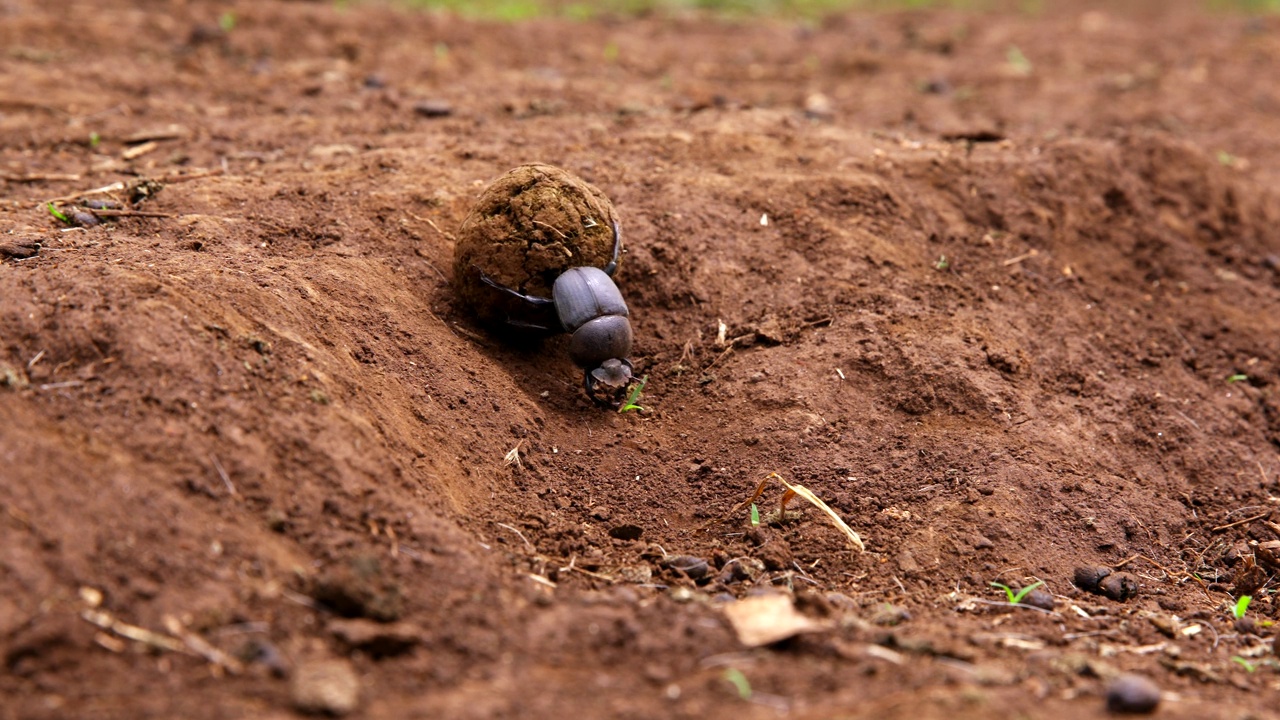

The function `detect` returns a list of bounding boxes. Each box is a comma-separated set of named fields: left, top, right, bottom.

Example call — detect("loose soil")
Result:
left=3, top=1, right=1280, bottom=718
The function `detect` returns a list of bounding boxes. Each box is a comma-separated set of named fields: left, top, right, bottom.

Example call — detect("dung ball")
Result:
left=452, top=163, right=621, bottom=328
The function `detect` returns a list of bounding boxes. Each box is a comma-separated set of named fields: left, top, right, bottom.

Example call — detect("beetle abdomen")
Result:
left=569, top=315, right=633, bottom=369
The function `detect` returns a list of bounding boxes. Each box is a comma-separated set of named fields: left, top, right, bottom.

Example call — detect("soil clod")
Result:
left=717, top=557, right=765, bottom=585
left=291, top=658, right=361, bottom=716
left=328, top=619, right=423, bottom=658
left=0, top=238, right=41, bottom=259
left=1098, top=573, right=1140, bottom=603
left=309, top=556, right=404, bottom=622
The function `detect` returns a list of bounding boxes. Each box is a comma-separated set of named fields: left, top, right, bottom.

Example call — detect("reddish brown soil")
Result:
left=4, top=1, right=1280, bottom=717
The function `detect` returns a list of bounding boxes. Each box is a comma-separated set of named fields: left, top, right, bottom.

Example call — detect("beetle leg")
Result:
left=504, top=318, right=555, bottom=332
left=472, top=264, right=555, bottom=307
left=601, top=221, right=623, bottom=277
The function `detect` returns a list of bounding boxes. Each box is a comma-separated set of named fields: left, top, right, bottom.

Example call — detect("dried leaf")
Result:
left=768, top=472, right=865, bottom=552
left=723, top=594, right=826, bottom=647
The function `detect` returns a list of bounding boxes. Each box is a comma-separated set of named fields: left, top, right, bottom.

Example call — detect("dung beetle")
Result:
left=474, top=221, right=635, bottom=405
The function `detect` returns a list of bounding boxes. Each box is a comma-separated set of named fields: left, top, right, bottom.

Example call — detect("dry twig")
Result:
left=495, top=522, right=534, bottom=553
left=81, top=609, right=187, bottom=654
left=1211, top=510, right=1272, bottom=534
left=162, top=615, right=245, bottom=675
left=2, top=172, right=81, bottom=183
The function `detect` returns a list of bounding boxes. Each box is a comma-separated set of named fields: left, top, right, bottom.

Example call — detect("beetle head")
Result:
left=584, top=358, right=634, bottom=407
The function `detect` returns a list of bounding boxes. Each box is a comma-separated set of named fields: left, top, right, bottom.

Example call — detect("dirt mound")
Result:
left=3, top=1, right=1280, bottom=717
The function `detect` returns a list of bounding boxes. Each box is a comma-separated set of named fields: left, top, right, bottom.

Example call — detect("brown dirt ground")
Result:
left=4, top=1, right=1280, bottom=717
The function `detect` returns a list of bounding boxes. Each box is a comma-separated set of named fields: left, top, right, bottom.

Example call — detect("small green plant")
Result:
left=1231, top=656, right=1257, bottom=672
left=723, top=667, right=752, bottom=700
left=218, top=11, right=236, bottom=31
left=989, top=579, right=1045, bottom=604
left=89, top=131, right=101, bottom=148
left=1233, top=595, right=1253, bottom=619
left=618, top=374, right=648, bottom=413
left=749, top=503, right=760, bottom=527
left=933, top=255, right=950, bottom=270
left=1227, top=373, right=1249, bottom=383
left=1006, top=45, right=1033, bottom=76
left=1217, top=150, right=1238, bottom=167
left=46, top=202, right=70, bottom=224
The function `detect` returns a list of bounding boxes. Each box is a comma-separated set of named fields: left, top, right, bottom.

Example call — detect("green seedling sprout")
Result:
left=89, top=131, right=101, bottom=148
left=989, top=579, right=1045, bottom=605
left=1227, top=373, right=1249, bottom=383
left=1231, top=656, right=1257, bottom=673
left=46, top=202, right=70, bottom=224
left=618, top=374, right=648, bottom=413
left=749, top=503, right=760, bottom=527
left=723, top=668, right=752, bottom=700
left=933, top=255, right=949, bottom=271
left=1233, top=595, right=1253, bottom=620
left=218, top=11, right=236, bottom=31
left=1006, top=45, right=1033, bottom=76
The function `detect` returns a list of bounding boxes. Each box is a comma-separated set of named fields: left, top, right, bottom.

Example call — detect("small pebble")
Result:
left=669, top=586, right=696, bottom=603
left=664, top=555, right=710, bottom=581
left=803, top=92, right=833, bottom=119
left=615, top=564, right=652, bottom=584
left=1074, top=565, right=1112, bottom=593
left=1022, top=588, right=1056, bottom=611
left=69, top=211, right=100, bottom=227
left=413, top=100, right=453, bottom=117
left=920, top=78, right=952, bottom=95
left=291, top=658, right=360, bottom=716
left=1105, top=674, right=1160, bottom=714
